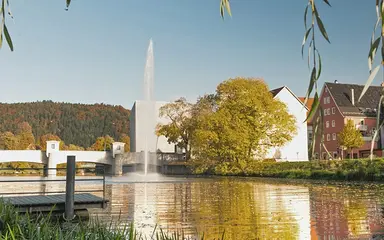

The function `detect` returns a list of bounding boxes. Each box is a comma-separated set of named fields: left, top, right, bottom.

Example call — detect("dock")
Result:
left=1, top=193, right=108, bottom=213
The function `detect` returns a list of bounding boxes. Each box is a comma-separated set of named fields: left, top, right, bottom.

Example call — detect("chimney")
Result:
left=351, top=88, right=355, bottom=106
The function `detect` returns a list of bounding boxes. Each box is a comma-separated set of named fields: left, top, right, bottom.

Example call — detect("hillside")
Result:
left=0, top=101, right=130, bottom=148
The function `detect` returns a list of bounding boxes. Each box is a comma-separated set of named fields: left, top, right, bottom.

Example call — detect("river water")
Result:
left=2, top=175, right=384, bottom=239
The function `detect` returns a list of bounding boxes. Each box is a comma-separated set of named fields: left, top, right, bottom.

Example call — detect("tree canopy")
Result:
left=157, top=77, right=297, bottom=173
left=338, top=120, right=364, bottom=156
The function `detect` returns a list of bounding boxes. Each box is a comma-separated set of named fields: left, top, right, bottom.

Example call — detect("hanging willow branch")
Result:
left=0, top=0, right=14, bottom=51
left=359, top=0, right=384, bottom=160
left=301, top=0, right=331, bottom=159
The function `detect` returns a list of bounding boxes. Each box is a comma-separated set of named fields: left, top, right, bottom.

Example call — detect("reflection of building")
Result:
left=267, top=86, right=309, bottom=161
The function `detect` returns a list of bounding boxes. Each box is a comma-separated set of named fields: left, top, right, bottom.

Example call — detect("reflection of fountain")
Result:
left=142, top=39, right=155, bottom=176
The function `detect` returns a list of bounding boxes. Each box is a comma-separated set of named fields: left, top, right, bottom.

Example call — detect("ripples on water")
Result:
left=2, top=176, right=384, bottom=239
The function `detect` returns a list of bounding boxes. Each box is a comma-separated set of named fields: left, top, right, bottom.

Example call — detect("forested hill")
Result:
left=0, top=101, right=130, bottom=148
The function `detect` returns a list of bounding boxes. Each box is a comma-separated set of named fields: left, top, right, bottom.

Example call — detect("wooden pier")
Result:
left=1, top=193, right=108, bottom=213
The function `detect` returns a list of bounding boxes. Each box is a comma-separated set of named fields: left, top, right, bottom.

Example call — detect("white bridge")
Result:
left=0, top=141, right=160, bottom=176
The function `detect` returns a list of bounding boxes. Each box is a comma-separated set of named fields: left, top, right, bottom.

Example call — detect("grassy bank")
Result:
left=0, top=201, right=217, bottom=240
left=209, top=159, right=384, bottom=181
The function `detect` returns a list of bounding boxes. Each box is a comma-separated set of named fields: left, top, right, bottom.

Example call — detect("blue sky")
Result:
left=0, top=0, right=376, bottom=109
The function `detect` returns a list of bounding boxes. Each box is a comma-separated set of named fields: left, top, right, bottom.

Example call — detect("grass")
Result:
left=0, top=200, right=223, bottom=240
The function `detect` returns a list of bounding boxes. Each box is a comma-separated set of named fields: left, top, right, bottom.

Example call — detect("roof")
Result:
left=325, top=82, right=383, bottom=117
left=270, top=87, right=284, bottom=97
left=270, top=86, right=308, bottom=110
left=298, top=97, right=314, bottom=110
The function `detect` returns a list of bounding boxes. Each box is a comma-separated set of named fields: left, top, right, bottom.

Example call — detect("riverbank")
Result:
left=193, top=159, right=384, bottom=182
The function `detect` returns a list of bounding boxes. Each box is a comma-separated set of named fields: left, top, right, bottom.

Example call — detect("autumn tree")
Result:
left=0, top=132, right=18, bottom=150
left=119, top=134, right=130, bottom=152
left=90, top=135, right=114, bottom=151
left=338, top=120, right=364, bottom=159
left=15, top=122, right=35, bottom=150
left=157, top=98, right=194, bottom=159
left=192, top=78, right=297, bottom=173
left=67, top=144, right=85, bottom=151
left=39, top=134, right=66, bottom=150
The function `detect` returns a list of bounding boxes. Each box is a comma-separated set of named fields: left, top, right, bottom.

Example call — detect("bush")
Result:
left=204, top=158, right=384, bottom=182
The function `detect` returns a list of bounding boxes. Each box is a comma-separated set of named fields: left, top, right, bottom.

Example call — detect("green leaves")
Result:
left=322, top=0, right=331, bottom=7
left=3, top=24, right=12, bottom=51
left=359, top=65, right=380, bottom=102
left=304, top=92, right=319, bottom=123
left=368, top=37, right=380, bottom=72
left=220, top=0, right=231, bottom=19
left=314, top=5, right=330, bottom=43
left=0, top=0, right=13, bottom=51
left=301, top=27, right=312, bottom=58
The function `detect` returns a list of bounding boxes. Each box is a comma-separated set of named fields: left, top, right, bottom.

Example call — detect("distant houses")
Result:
left=310, top=81, right=384, bottom=159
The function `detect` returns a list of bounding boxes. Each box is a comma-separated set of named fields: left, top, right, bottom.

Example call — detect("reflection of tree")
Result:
left=345, top=199, right=369, bottom=237
left=157, top=179, right=300, bottom=239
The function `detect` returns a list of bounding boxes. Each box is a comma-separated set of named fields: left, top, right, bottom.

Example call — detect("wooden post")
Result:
left=65, top=155, right=76, bottom=220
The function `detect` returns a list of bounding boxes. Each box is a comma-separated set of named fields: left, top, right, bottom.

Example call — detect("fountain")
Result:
left=143, top=39, right=155, bottom=176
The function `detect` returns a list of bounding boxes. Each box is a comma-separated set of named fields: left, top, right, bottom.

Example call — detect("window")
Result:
left=327, top=134, right=330, bottom=141
left=308, top=132, right=313, bottom=140
left=333, top=152, right=338, bottom=159
left=332, top=107, right=335, bottom=114
left=324, top=97, right=327, bottom=104
left=332, top=120, right=335, bottom=127
left=327, top=97, right=331, bottom=104
left=325, top=88, right=328, bottom=93
left=326, top=121, right=329, bottom=128
left=332, top=133, right=336, bottom=140
left=51, top=144, right=55, bottom=149
left=324, top=109, right=327, bottom=116
left=327, top=108, right=331, bottom=115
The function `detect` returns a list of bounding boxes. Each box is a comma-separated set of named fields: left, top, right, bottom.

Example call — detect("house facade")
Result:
left=313, top=81, right=384, bottom=159
left=299, top=97, right=314, bottom=148
left=267, top=86, right=309, bottom=161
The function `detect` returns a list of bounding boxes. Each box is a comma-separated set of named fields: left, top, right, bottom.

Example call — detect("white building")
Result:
left=130, top=100, right=176, bottom=153
left=267, top=86, right=309, bottom=161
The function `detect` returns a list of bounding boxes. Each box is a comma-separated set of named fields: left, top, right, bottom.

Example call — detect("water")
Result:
left=142, top=39, right=155, bottom=176
left=3, top=177, right=384, bottom=239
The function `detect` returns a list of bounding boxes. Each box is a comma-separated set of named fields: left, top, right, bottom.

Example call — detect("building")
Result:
left=267, top=86, right=309, bottom=161
left=299, top=97, right=314, bottom=148
left=313, top=81, right=384, bottom=159
left=130, top=100, right=176, bottom=153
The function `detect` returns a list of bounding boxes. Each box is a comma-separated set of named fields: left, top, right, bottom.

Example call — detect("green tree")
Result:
left=192, top=78, right=297, bottom=173
left=15, top=122, right=35, bottom=150
left=157, top=97, right=194, bottom=159
left=0, top=132, right=18, bottom=150
left=119, top=134, right=130, bottom=152
left=338, top=120, right=364, bottom=158
left=90, top=135, right=114, bottom=151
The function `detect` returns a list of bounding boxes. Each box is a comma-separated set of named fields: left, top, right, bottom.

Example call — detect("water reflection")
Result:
left=1, top=177, right=384, bottom=239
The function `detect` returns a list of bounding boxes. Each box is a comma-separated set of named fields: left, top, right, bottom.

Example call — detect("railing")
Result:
left=356, top=124, right=368, bottom=131
left=157, top=152, right=186, bottom=162
left=0, top=158, right=107, bottom=219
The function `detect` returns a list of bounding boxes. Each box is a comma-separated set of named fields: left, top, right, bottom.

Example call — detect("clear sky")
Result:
left=0, top=0, right=377, bottom=109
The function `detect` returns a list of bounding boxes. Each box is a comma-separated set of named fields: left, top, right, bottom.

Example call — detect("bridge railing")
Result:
left=157, top=153, right=186, bottom=162
left=0, top=166, right=107, bottom=205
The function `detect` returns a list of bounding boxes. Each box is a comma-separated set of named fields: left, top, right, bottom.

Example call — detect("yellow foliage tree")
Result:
left=16, top=122, right=35, bottom=150
left=119, top=134, right=130, bottom=152
left=338, top=120, right=364, bottom=158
